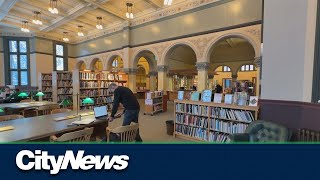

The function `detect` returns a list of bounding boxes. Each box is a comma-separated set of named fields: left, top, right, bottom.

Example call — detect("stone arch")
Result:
left=89, top=57, right=103, bottom=71
left=161, top=41, right=199, bottom=66
left=236, top=63, right=258, bottom=73
left=74, top=60, right=86, bottom=70
left=105, top=52, right=124, bottom=71
left=132, top=49, right=158, bottom=72
left=205, top=32, right=260, bottom=63
left=212, top=64, right=234, bottom=73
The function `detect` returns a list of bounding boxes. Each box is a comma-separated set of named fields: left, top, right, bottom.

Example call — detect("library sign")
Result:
left=15, top=150, right=129, bottom=174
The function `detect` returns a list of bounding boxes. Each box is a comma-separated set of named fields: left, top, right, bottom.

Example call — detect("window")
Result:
left=222, top=66, right=231, bottom=72
left=240, top=64, right=255, bottom=71
left=54, top=43, right=68, bottom=71
left=5, top=39, right=30, bottom=86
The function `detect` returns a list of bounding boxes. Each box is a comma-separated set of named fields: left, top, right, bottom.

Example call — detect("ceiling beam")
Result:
left=82, top=0, right=126, bottom=20
left=144, top=0, right=162, bottom=9
left=0, top=0, right=20, bottom=21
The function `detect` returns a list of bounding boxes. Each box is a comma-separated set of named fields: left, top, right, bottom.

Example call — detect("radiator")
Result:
left=297, top=129, right=320, bottom=142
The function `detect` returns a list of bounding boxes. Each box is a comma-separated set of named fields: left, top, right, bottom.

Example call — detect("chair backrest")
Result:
left=37, top=105, right=55, bottom=116
left=245, top=120, right=291, bottom=142
left=50, top=104, right=60, bottom=110
left=51, top=108, right=72, bottom=114
left=0, top=114, right=24, bottom=122
left=109, top=123, right=139, bottom=142
left=52, top=127, right=94, bottom=142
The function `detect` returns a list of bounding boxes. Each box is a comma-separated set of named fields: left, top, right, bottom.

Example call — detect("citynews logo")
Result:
left=16, top=150, right=129, bottom=175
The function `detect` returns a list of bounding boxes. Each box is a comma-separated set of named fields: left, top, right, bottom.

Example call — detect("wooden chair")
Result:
left=51, top=108, right=72, bottom=114
left=106, top=123, right=139, bottom=142
left=50, top=127, right=94, bottom=142
left=34, top=105, right=54, bottom=116
left=0, top=114, right=24, bottom=122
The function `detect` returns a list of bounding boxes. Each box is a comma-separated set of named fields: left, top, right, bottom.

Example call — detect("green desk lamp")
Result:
left=0, top=108, right=4, bottom=113
left=36, top=91, right=45, bottom=102
left=18, top=92, right=28, bottom=97
left=82, top=97, right=94, bottom=105
left=60, top=99, right=72, bottom=108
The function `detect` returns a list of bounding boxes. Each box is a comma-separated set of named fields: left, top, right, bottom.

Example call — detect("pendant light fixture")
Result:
left=126, top=3, right=133, bottom=19
left=21, top=21, right=30, bottom=33
left=48, top=0, right=59, bottom=14
left=62, top=32, right=69, bottom=42
left=32, top=11, right=43, bottom=25
left=77, top=25, right=84, bottom=37
left=96, top=17, right=103, bottom=30
left=164, top=0, right=173, bottom=6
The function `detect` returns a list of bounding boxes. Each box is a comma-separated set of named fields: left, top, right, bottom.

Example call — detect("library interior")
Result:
left=0, top=0, right=319, bottom=143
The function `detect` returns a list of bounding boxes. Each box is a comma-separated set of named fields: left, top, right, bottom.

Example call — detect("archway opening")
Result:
left=75, top=61, right=87, bottom=71
left=209, top=37, right=257, bottom=95
left=107, top=55, right=127, bottom=87
left=212, top=66, right=232, bottom=93
left=165, top=44, right=197, bottom=91
left=133, top=50, right=157, bottom=93
left=236, top=64, right=257, bottom=96
left=91, top=59, right=103, bottom=71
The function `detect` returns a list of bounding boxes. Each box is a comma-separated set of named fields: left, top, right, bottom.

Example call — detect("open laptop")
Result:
left=94, top=105, right=108, bottom=120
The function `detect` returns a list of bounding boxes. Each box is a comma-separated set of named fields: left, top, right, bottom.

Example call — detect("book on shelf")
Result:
left=177, top=91, right=184, bottom=100
left=249, top=96, right=258, bottom=106
left=224, top=94, right=233, bottom=104
left=238, top=92, right=248, bottom=106
left=201, top=89, right=213, bottom=102
left=213, top=93, right=223, bottom=103
left=190, top=92, right=200, bottom=101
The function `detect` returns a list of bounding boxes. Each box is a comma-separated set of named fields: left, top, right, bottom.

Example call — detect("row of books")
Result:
left=43, top=94, right=52, bottom=99
left=211, top=108, right=254, bottom=122
left=175, top=114, right=208, bottom=128
left=208, top=132, right=229, bottom=142
left=57, top=73, right=72, bottom=80
left=42, top=87, right=52, bottom=92
left=58, top=80, right=72, bottom=87
left=80, top=81, right=99, bottom=88
left=209, top=119, right=248, bottom=134
left=41, top=74, right=52, bottom=80
left=80, top=72, right=99, bottom=80
left=57, top=95, right=72, bottom=102
left=146, top=91, right=163, bottom=99
left=80, top=90, right=98, bottom=97
left=178, top=90, right=258, bottom=107
left=175, top=124, right=207, bottom=140
left=42, top=82, right=52, bottom=86
left=185, top=104, right=209, bottom=116
left=145, top=98, right=162, bottom=105
left=95, top=96, right=113, bottom=105
left=175, top=103, right=185, bottom=112
left=58, top=88, right=73, bottom=94
left=100, top=81, right=111, bottom=88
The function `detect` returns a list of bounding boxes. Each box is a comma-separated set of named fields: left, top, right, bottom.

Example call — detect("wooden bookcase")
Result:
left=73, top=70, right=128, bottom=111
left=38, top=73, right=53, bottom=101
left=174, top=100, right=259, bottom=142
left=144, top=91, right=164, bottom=116
left=52, top=71, right=73, bottom=108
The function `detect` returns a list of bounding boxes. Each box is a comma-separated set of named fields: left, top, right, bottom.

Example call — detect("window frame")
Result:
left=53, top=42, right=68, bottom=71
left=240, top=64, right=256, bottom=72
left=3, top=37, right=30, bottom=86
left=222, top=66, right=231, bottom=72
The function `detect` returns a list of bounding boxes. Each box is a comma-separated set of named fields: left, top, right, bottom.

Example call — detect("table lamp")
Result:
left=18, top=92, right=28, bottom=97
left=0, top=108, right=4, bottom=113
left=35, top=91, right=45, bottom=102
left=82, top=97, right=94, bottom=105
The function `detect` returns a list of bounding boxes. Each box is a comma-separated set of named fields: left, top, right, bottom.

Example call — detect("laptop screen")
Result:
left=94, top=106, right=108, bottom=118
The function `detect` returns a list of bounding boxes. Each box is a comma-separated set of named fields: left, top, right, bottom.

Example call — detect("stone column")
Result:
left=208, top=74, right=214, bottom=89
left=157, top=65, right=169, bottom=94
left=254, top=56, right=262, bottom=96
left=124, top=68, right=137, bottom=93
left=196, top=62, right=210, bottom=92
left=148, top=71, right=158, bottom=91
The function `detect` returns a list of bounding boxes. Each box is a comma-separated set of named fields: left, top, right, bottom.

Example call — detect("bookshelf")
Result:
left=144, top=91, right=164, bottom=116
left=174, top=100, right=259, bottom=142
left=52, top=71, right=73, bottom=108
left=74, top=70, right=128, bottom=110
left=38, top=73, right=53, bottom=101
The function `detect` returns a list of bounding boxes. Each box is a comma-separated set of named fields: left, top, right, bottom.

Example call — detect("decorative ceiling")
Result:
left=0, top=0, right=219, bottom=44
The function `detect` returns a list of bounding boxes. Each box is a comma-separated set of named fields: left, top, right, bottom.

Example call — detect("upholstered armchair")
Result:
left=229, top=120, right=291, bottom=142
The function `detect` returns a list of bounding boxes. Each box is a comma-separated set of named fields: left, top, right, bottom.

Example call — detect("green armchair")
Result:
left=229, top=120, right=291, bottom=142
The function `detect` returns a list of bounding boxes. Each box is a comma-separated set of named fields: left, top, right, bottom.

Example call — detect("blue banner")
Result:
left=0, top=144, right=319, bottom=179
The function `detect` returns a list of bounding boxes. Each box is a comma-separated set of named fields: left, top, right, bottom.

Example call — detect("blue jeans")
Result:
left=123, top=109, right=142, bottom=142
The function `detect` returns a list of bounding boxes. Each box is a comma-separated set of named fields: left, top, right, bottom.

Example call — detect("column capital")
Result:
left=196, top=62, right=210, bottom=71
left=157, top=65, right=169, bottom=72
left=148, top=71, right=158, bottom=76
left=231, top=74, right=238, bottom=79
left=123, top=68, right=137, bottom=75
left=254, top=56, right=262, bottom=67
left=208, top=75, right=214, bottom=79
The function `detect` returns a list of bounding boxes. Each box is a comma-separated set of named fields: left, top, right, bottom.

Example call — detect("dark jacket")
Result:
left=111, top=86, right=140, bottom=117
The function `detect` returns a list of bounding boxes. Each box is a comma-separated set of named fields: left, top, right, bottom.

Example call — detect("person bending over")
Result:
left=107, top=83, right=142, bottom=142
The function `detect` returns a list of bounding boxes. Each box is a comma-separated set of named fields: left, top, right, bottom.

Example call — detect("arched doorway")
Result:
left=164, top=44, right=197, bottom=100
left=133, top=50, right=157, bottom=93
left=208, top=37, right=258, bottom=96
left=107, top=55, right=127, bottom=87
left=212, top=65, right=232, bottom=93
left=236, top=64, right=257, bottom=96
